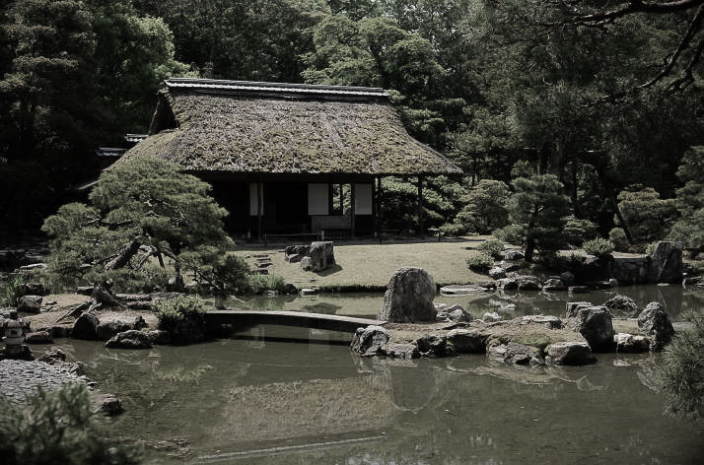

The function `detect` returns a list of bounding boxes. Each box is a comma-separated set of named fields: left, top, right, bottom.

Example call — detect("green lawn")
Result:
left=234, top=237, right=492, bottom=290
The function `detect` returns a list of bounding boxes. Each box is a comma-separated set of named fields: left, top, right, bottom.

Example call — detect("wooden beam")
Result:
left=350, top=183, right=356, bottom=238
left=417, top=175, right=424, bottom=236
left=257, top=181, right=263, bottom=241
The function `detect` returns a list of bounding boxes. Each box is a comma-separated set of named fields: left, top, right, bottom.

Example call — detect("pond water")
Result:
left=230, top=284, right=704, bottom=321
left=58, top=335, right=704, bottom=465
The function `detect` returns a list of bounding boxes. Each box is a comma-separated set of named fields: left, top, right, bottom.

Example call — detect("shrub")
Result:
left=477, top=239, right=504, bottom=259
left=0, top=383, right=140, bottom=465
left=248, top=274, right=286, bottom=294
left=438, top=222, right=467, bottom=237
left=609, top=227, right=629, bottom=251
left=583, top=238, right=615, bottom=257
left=563, top=216, right=598, bottom=247
left=467, top=253, right=494, bottom=273
left=616, top=186, right=678, bottom=244
left=494, top=224, right=524, bottom=246
left=0, top=275, right=24, bottom=307
left=156, top=296, right=209, bottom=345
left=659, top=313, right=704, bottom=419
left=180, top=250, right=250, bottom=296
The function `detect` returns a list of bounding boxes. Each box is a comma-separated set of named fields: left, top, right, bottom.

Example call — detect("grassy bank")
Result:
left=234, top=237, right=492, bottom=291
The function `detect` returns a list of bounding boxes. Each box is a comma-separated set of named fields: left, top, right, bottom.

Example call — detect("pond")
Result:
left=58, top=335, right=704, bottom=465
left=230, top=284, right=704, bottom=321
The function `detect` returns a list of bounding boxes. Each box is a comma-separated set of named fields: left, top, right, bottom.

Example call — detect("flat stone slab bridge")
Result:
left=205, top=310, right=386, bottom=334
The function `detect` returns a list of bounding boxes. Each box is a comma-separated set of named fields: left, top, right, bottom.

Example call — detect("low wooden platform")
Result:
left=205, top=310, right=385, bottom=334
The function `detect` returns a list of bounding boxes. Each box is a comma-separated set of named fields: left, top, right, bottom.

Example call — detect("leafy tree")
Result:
left=616, top=186, right=678, bottom=245
left=455, top=179, right=510, bottom=234
left=379, top=176, right=467, bottom=233
left=497, top=167, right=570, bottom=261
left=0, top=0, right=191, bottom=234
left=669, top=146, right=704, bottom=254
left=41, top=157, right=244, bottom=293
left=0, top=383, right=140, bottom=465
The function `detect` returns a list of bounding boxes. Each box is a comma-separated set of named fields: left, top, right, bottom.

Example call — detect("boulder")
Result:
left=19, top=282, right=48, bottom=296
left=96, top=320, right=133, bottom=341
left=17, top=295, right=42, bottom=313
left=488, top=266, right=507, bottom=280
left=496, top=277, right=518, bottom=291
left=446, top=329, right=485, bottom=353
left=501, top=249, right=524, bottom=261
left=350, top=325, right=390, bottom=356
left=416, top=334, right=453, bottom=357
left=647, top=241, right=683, bottom=283
left=565, top=301, right=592, bottom=318
left=72, top=313, right=100, bottom=340
left=482, top=312, right=502, bottom=322
left=446, top=305, right=473, bottom=323
left=637, top=302, right=675, bottom=350
left=284, top=244, right=310, bottom=262
left=145, top=329, right=171, bottom=345
left=570, top=306, right=615, bottom=351
left=378, top=267, right=436, bottom=323
left=487, top=340, right=543, bottom=365
left=382, top=343, right=419, bottom=359
left=568, top=285, right=590, bottom=294
left=439, top=284, right=485, bottom=295
left=24, top=331, right=53, bottom=344
left=305, top=241, right=335, bottom=272
left=516, top=275, right=542, bottom=291
left=545, top=342, right=595, bottom=365
left=95, top=393, right=124, bottom=416
left=560, top=271, right=576, bottom=286
left=520, top=315, right=562, bottom=329
left=542, top=278, right=566, bottom=292
left=604, top=295, right=639, bottom=317
left=496, top=261, right=521, bottom=272
left=614, top=333, right=651, bottom=353
left=612, top=256, right=649, bottom=284
left=105, top=330, right=153, bottom=349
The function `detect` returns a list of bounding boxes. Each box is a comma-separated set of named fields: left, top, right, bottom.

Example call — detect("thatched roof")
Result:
left=116, top=78, right=462, bottom=177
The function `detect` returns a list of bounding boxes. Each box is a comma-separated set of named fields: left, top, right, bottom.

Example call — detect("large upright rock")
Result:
left=570, top=306, right=615, bottom=351
left=303, top=241, right=335, bottom=272
left=637, top=302, right=675, bottom=350
left=72, top=313, right=99, bottom=340
left=378, top=267, right=436, bottom=323
left=647, top=241, right=682, bottom=283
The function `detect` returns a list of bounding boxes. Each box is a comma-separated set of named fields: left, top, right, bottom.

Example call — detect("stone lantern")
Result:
left=2, top=312, right=31, bottom=360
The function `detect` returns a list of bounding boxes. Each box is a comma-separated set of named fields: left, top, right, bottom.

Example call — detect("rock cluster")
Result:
left=284, top=241, right=336, bottom=272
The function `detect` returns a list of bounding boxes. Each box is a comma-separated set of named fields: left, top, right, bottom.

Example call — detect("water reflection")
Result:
left=55, top=332, right=704, bottom=465
left=232, top=285, right=704, bottom=320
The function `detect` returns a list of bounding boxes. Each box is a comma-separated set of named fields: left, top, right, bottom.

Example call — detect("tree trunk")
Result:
left=525, top=236, right=536, bottom=262
left=105, top=239, right=141, bottom=270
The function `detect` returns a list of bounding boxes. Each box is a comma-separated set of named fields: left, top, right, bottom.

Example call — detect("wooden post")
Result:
left=417, top=175, right=424, bottom=237
left=375, top=177, right=383, bottom=243
left=350, top=183, right=356, bottom=239
left=257, top=181, right=263, bottom=242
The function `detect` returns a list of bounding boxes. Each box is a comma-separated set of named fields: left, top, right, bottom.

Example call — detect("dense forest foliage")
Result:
left=1, top=0, right=703, bottom=254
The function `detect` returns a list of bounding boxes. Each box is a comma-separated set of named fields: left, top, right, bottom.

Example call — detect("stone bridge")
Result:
left=205, top=310, right=385, bottom=334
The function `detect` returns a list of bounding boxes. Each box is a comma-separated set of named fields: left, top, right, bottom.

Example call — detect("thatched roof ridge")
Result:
left=117, top=79, right=462, bottom=176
